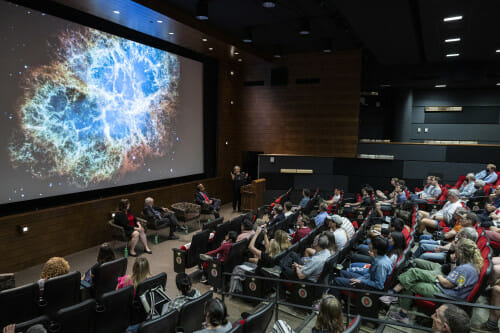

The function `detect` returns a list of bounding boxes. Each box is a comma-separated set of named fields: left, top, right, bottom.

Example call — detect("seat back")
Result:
left=224, top=239, right=250, bottom=273
left=241, top=302, right=274, bottom=333
left=212, top=223, right=233, bottom=249
left=344, top=315, right=361, bottom=333
left=93, top=257, right=128, bottom=299
left=186, top=229, right=211, bottom=268
left=138, top=310, right=179, bottom=333
left=227, top=324, right=243, bottom=333
left=14, top=315, right=50, bottom=333
left=202, top=217, right=224, bottom=231
left=54, top=299, right=96, bottom=333
left=0, top=282, right=39, bottom=327
left=41, top=271, right=81, bottom=317
left=95, top=285, right=133, bottom=333
left=133, top=273, right=168, bottom=323
left=177, top=291, right=213, bottom=332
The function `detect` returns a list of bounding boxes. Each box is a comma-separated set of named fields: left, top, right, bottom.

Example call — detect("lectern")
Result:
left=241, top=178, right=266, bottom=213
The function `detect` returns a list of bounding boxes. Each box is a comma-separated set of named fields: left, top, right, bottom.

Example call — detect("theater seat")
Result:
left=95, top=285, right=133, bottom=333
left=173, top=229, right=211, bottom=273
left=240, top=302, right=274, bottom=333
left=0, top=282, right=39, bottom=328
left=14, top=315, right=49, bottom=333
left=132, top=272, right=168, bottom=324
left=39, top=271, right=81, bottom=318
left=227, top=324, right=243, bottom=333
left=90, top=257, right=127, bottom=299
left=177, top=291, right=213, bottom=332
left=138, top=310, right=179, bottom=333
left=53, top=299, right=96, bottom=333
left=344, top=315, right=361, bottom=333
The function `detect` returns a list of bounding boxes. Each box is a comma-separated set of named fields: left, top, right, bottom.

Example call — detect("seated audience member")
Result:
left=479, top=185, right=500, bottom=226
left=312, top=295, right=344, bottom=333
left=419, top=207, right=468, bottom=243
left=324, top=187, right=342, bottom=205
left=194, top=298, right=232, bottom=333
left=297, top=188, right=311, bottom=211
left=287, top=234, right=330, bottom=282
left=2, top=324, right=46, bottom=333
left=417, top=189, right=462, bottom=234
left=200, top=231, right=238, bottom=264
left=459, top=173, right=477, bottom=198
left=229, top=226, right=284, bottom=293
left=114, top=198, right=152, bottom=256
left=283, top=201, right=294, bottom=218
left=117, top=257, right=151, bottom=291
left=305, top=230, right=337, bottom=258
left=475, top=163, right=498, bottom=184
left=236, top=219, right=255, bottom=242
left=483, top=208, right=500, bottom=244
left=391, top=217, right=411, bottom=245
left=273, top=229, right=291, bottom=253
left=469, top=179, right=486, bottom=207
left=326, top=215, right=348, bottom=250
left=414, top=176, right=442, bottom=203
left=432, top=304, right=470, bottom=333
left=38, top=257, right=70, bottom=294
left=291, top=214, right=312, bottom=244
left=143, top=196, right=183, bottom=240
left=414, top=176, right=435, bottom=199
left=195, top=183, right=221, bottom=218
left=314, top=203, right=329, bottom=227
left=376, top=184, right=407, bottom=217
left=166, top=273, right=201, bottom=312
left=413, top=226, right=478, bottom=264
left=268, top=204, right=285, bottom=227
left=343, top=186, right=372, bottom=215
left=82, top=243, right=115, bottom=284
left=481, top=278, right=500, bottom=331
left=329, top=236, right=392, bottom=298
left=385, top=238, right=483, bottom=324
left=376, top=178, right=399, bottom=200
left=387, top=231, right=406, bottom=264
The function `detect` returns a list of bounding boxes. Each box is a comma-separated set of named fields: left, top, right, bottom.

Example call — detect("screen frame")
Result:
left=0, top=0, right=218, bottom=216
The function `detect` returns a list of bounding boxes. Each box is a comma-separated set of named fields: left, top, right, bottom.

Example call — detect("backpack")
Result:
left=139, top=285, right=171, bottom=320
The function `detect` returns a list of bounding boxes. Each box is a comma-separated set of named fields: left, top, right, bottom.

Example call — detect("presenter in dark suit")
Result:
left=195, top=183, right=220, bottom=218
left=114, top=198, right=152, bottom=256
left=230, top=165, right=248, bottom=212
left=143, top=197, right=183, bottom=240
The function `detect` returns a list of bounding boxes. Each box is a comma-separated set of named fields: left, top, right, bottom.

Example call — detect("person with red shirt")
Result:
left=292, top=215, right=312, bottom=244
left=113, top=198, right=152, bottom=256
left=200, top=231, right=238, bottom=263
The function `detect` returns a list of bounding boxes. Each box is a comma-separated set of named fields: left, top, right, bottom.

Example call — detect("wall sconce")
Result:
left=17, top=225, right=29, bottom=234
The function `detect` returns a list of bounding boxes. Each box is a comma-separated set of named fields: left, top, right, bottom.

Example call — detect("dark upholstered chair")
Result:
left=227, top=324, right=243, bottom=333
left=138, top=310, right=179, bottom=333
left=0, top=282, right=39, bottom=327
left=177, top=291, right=213, bottom=332
left=241, top=302, right=274, bottom=333
left=39, top=271, right=81, bottom=318
left=14, top=315, right=50, bottom=333
left=53, top=299, right=96, bottom=333
left=344, top=315, right=362, bottom=333
left=92, top=257, right=127, bottom=299
left=132, top=272, right=168, bottom=324
left=95, top=285, right=133, bottom=333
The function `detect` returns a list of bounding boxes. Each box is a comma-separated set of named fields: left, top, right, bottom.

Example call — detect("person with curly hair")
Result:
left=313, top=295, right=344, bottom=333
left=386, top=238, right=483, bottom=324
left=38, top=257, right=70, bottom=294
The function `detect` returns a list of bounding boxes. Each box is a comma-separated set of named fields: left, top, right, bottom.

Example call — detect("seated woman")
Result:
left=114, top=198, right=152, bottom=256
left=194, top=298, right=232, bottom=333
left=229, top=226, right=287, bottom=294
left=199, top=231, right=238, bottom=283
left=312, top=295, right=344, bottom=333
left=82, top=243, right=115, bottom=284
left=166, top=273, right=201, bottom=312
left=117, top=257, right=151, bottom=291
left=385, top=238, right=483, bottom=324
left=38, top=257, right=70, bottom=294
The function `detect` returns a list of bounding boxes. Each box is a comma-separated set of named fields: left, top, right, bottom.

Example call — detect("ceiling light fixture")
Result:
left=201, top=38, right=208, bottom=42
left=237, top=58, right=243, bottom=62
left=234, top=51, right=239, bottom=55
left=195, top=0, right=209, bottom=20
left=445, top=37, right=460, bottom=43
left=496, top=49, right=500, bottom=53
left=208, top=47, right=213, bottom=51
left=168, top=32, right=174, bottom=35
left=321, top=38, right=332, bottom=53
left=113, top=10, right=120, bottom=14
left=299, top=18, right=311, bottom=35
left=443, top=15, right=462, bottom=22
left=262, top=0, right=276, bottom=8
left=156, top=20, right=163, bottom=23
left=446, top=53, right=460, bottom=57
left=497, top=83, right=500, bottom=86
left=435, top=84, right=447, bottom=88
left=242, top=27, right=253, bottom=43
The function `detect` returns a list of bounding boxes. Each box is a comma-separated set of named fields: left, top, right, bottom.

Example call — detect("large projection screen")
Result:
left=0, top=1, right=205, bottom=205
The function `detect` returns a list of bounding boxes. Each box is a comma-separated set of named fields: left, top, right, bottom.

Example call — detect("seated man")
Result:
left=432, top=304, right=470, bottom=333
left=268, top=204, right=285, bottom=227
left=375, top=178, right=399, bottom=200
left=459, top=173, right=476, bottom=198
left=475, top=163, right=498, bottom=184
left=291, top=215, right=311, bottom=244
left=143, top=197, right=184, bottom=240
left=414, top=176, right=435, bottom=199
left=343, top=186, right=372, bottom=215
left=329, top=236, right=393, bottom=298
left=291, top=234, right=330, bottom=282
left=417, top=189, right=462, bottom=234
left=375, top=184, right=407, bottom=217
left=314, top=203, right=328, bottom=227
left=329, top=214, right=355, bottom=239
left=324, top=187, right=342, bottom=205
left=326, top=214, right=348, bottom=250
left=195, top=183, right=220, bottom=218
left=412, top=176, right=442, bottom=205
left=478, top=185, right=500, bottom=226
left=297, top=188, right=311, bottom=211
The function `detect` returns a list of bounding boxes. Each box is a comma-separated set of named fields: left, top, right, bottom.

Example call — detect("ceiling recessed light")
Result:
left=201, top=38, right=207, bottom=42
left=234, top=51, right=239, bottom=55
left=446, top=53, right=460, bottom=57
left=497, top=83, right=500, bottom=86
left=242, top=38, right=252, bottom=43
left=237, top=58, right=243, bottom=62
left=435, top=84, right=447, bottom=88
left=230, top=70, right=235, bottom=76
left=322, top=38, right=332, bottom=53
left=299, top=18, right=311, bottom=35
left=113, top=10, right=120, bottom=14
left=273, top=54, right=281, bottom=58
left=443, top=15, right=462, bottom=22
left=195, top=0, right=209, bottom=20
left=323, top=49, right=332, bottom=53
left=262, top=0, right=276, bottom=8
left=445, top=37, right=461, bottom=43
left=496, top=49, right=500, bottom=53
left=208, top=47, right=213, bottom=51
left=157, top=20, right=163, bottom=23
left=168, top=32, right=174, bottom=35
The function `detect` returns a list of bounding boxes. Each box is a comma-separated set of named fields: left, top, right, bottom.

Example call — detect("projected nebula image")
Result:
left=9, top=28, right=180, bottom=187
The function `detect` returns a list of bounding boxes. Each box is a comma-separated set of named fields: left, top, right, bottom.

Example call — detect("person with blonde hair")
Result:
left=117, top=257, right=152, bottom=291
left=387, top=238, right=482, bottom=324
left=313, top=295, right=344, bottom=333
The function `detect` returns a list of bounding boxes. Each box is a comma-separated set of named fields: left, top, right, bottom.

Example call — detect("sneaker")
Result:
left=479, top=321, right=499, bottom=332
left=200, top=254, right=213, bottom=261
left=200, top=276, right=208, bottom=284
left=379, top=295, right=398, bottom=305
left=388, top=311, right=409, bottom=325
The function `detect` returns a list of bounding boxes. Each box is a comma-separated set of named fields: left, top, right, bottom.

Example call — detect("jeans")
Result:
left=413, top=239, right=439, bottom=258
left=329, top=270, right=373, bottom=298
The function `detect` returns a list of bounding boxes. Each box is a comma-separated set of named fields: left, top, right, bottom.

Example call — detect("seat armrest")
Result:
left=433, top=292, right=462, bottom=301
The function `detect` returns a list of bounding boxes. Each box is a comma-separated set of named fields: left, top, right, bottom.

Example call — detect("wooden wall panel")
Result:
left=238, top=50, right=361, bottom=158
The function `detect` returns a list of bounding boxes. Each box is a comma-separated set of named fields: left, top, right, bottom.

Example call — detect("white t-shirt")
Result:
left=436, top=200, right=462, bottom=223
left=340, top=217, right=355, bottom=239
left=334, top=228, right=348, bottom=249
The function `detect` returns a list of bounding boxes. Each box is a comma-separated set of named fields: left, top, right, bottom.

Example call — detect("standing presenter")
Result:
left=231, top=165, right=248, bottom=212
